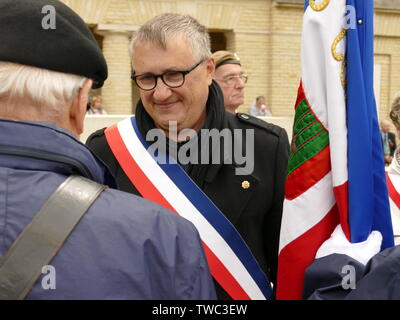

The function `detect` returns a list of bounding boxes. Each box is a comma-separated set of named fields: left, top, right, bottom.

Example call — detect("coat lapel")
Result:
left=204, top=163, right=259, bottom=225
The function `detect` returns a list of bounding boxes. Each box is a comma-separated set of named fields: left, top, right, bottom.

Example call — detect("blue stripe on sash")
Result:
left=130, top=117, right=272, bottom=298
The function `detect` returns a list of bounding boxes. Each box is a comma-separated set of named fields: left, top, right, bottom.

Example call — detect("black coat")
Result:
left=86, top=82, right=290, bottom=299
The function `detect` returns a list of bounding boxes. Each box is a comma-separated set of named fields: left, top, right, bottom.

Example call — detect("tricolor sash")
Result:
left=386, top=172, right=400, bottom=244
left=104, top=116, right=272, bottom=300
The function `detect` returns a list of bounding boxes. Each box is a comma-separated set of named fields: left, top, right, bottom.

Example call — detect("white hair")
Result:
left=129, top=13, right=211, bottom=69
left=0, top=61, right=87, bottom=118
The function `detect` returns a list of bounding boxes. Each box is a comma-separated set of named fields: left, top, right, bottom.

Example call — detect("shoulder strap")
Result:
left=0, top=175, right=107, bottom=300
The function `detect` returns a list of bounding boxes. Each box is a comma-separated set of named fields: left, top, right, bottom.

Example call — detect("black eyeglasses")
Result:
left=215, top=75, right=248, bottom=87
left=131, top=59, right=205, bottom=91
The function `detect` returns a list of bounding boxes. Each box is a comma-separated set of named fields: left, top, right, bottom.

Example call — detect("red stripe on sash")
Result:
left=387, top=172, right=400, bottom=209
left=105, top=124, right=251, bottom=300
left=105, top=125, right=173, bottom=211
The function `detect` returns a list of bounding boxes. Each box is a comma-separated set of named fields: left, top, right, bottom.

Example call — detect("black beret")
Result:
left=0, top=0, right=107, bottom=88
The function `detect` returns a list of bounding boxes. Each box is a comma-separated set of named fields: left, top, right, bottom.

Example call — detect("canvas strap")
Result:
left=0, top=175, right=106, bottom=300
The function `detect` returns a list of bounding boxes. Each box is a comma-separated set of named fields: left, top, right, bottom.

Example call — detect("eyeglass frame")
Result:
left=131, top=59, right=205, bottom=91
left=215, top=74, right=248, bottom=87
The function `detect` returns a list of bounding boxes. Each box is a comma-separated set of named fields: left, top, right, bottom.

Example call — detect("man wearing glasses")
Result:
left=211, top=50, right=248, bottom=114
left=0, top=1, right=216, bottom=300
left=87, top=13, right=290, bottom=300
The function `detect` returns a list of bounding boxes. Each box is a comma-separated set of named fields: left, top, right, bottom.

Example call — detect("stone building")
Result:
left=61, top=0, right=400, bottom=122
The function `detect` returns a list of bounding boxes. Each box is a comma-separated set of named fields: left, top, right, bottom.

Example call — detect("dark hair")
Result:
left=256, top=96, right=265, bottom=102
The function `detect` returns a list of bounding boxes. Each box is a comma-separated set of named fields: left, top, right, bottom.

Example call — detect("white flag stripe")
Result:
left=117, top=118, right=266, bottom=300
left=279, top=172, right=336, bottom=253
left=301, top=0, right=348, bottom=187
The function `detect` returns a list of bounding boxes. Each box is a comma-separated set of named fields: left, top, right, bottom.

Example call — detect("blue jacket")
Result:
left=0, top=119, right=216, bottom=300
left=303, top=247, right=400, bottom=300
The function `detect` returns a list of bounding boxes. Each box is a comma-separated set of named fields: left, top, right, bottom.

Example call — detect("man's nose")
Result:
left=152, top=79, right=173, bottom=100
left=235, top=77, right=246, bottom=88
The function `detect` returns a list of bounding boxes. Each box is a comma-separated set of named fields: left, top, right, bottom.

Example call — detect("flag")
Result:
left=277, top=0, right=394, bottom=300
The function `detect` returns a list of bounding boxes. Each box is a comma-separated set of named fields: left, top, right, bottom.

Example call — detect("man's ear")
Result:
left=209, top=57, right=216, bottom=76
left=206, top=57, right=216, bottom=85
left=70, top=79, right=93, bottom=136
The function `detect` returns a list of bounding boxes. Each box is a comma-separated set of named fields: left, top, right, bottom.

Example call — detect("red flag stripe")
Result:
left=333, top=181, right=350, bottom=240
left=285, top=145, right=331, bottom=200
left=295, top=81, right=306, bottom=109
left=276, top=204, right=339, bottom=299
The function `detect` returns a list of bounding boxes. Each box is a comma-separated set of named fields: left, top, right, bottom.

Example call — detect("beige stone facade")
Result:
left=61, top=0, right=400, bottom=122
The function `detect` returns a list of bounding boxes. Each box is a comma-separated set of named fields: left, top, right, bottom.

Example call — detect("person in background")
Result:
left=380, top=119, right=396, bottom=165
left=249, top=96, right=272, bottom=117
left=211, top=50, right=248, bottom=114
left=0, top=0, right=215, bottom=300
left=87, top=96, right=107, bottom=114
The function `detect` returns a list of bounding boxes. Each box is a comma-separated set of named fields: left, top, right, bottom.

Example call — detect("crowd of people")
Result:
left=0, top=0, right=399, bottom=301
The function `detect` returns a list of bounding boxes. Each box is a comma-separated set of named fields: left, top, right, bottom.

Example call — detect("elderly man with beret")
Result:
left=87, top=13, right=290, bottom=300
left=211, top=50, right=248, bottom=114
left=0, top=0, right=215, bottom=300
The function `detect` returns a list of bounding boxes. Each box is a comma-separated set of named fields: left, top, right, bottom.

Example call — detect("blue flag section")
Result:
left=346, top=0, right=394, bottom=249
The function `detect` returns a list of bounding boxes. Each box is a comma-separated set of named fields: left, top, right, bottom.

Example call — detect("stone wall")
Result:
left=60, top=0, right=400, bottom=123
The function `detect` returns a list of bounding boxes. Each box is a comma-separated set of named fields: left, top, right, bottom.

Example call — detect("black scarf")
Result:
left=135, top=80, right=226, bottom=188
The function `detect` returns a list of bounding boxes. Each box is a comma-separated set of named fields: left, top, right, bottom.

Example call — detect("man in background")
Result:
left=212, top=50, right=248, bottom=114
left=380, top=119, right=397, bottom=165
left=249, top=96, right=272, bottom=117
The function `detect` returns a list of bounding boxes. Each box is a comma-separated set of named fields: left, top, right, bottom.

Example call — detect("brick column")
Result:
left=95, top=25, right=136, bottom=115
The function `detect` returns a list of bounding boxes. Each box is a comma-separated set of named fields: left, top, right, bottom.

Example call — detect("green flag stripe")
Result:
left=293, top=100, right=311, bottom=132
left=287, top=130, right=329, bottom=175
left=288, top=129, right=329, bottom=165
left=287, top=98, right=329, bottom=175
left=293, top=112, right=318, bottom=136
left=293, top=120, right=325, bottom=149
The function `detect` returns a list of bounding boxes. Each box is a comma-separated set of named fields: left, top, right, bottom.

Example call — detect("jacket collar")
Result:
left=0, top=118, right=116, bottom=188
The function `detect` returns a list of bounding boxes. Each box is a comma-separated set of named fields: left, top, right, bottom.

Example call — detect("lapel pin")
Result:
left=241, top=180, right=250, bottom=190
